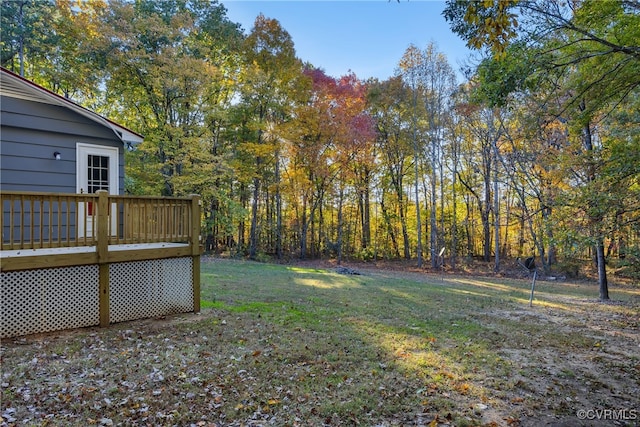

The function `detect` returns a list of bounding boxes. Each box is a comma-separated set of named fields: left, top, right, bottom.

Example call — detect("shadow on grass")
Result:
left=199, top=259, right=640, bottom=426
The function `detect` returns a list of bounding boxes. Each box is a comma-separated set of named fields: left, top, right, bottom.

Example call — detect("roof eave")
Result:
left=0, top=68, right=144, bottom=145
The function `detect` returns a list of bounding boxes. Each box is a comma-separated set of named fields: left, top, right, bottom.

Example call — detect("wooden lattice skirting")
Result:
left=1, top=244, right=200, bottom=338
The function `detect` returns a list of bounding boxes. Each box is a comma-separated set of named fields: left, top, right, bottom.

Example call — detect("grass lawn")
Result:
left=1, top=258, right=639, bottom=426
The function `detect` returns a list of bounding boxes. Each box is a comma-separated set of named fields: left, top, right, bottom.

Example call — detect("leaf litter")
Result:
left=1, top=259, right=639, bottom=426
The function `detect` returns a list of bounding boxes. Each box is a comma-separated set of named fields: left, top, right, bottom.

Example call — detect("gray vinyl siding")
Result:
left=0, top=96, right=124, bottom=194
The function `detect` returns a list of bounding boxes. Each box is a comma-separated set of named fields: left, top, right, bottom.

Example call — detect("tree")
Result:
left=328, top=73, right=376, bottom=263
left=12, top=0, right=637, bottom=271
left=90, top=0, right=246, bottom=261
left=444, top=0, right=640, bottom=117
left=239, top=13, right=303, bottom=259
left=280, top=68, right=333, bottom=259
left=1, top=0, right=57, bottom=73
left=1, top=0, right=107, bottom=100
left=398, top=45, right=426, bottom=267
left=443, top=0, right=519, bottom=56
left=368, top=76, right=415, bottom=260
left=447, top=0, right=640, bottom=298
left=91, top=0, right=243, bottom=197
left=416, top=43, right=457, bottom=268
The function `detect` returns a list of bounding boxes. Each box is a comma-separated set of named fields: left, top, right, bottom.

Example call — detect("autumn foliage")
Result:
left=1, top=0, right=638, bottom=286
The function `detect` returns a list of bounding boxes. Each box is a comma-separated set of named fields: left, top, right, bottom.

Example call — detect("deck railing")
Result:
left=1, top=190, right=200, bottom=250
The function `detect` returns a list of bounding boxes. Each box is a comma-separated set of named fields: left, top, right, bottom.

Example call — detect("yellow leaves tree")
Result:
left=239, top=13, right=304, bottom=259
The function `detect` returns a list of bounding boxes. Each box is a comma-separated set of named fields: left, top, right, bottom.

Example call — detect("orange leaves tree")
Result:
left=281, top=68, right=376, bottom=260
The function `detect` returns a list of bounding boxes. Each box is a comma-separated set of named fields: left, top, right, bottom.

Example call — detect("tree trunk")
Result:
left=493, top=170, right=500, bottom=272
left=400, top=200, right=411, bottom=260
left=362, top=176, right=371, bottom=250
left=300, top=196, right=308, bottom=259
left=380, top=194, right=400, bottom=259
left=249, top=176, right=260, bottom=259
left=596, top=238, right=609, bottom=300
left=481, top=204, right=491, bottom=262
left=542, top=206, right=554, bottom=273
left=414, top=155, right=423, bottom=268
left=518, top=206, right=525, bottom=258
left=439, top=150, right=445, bottom=263
left=465, top=196, right=474, bottom=258
left=430, top=167, right=438, bottom=269
left=209, top=198, right=219, bottom=253
left=337, top=186, right=345, bottom=265
left=451, top=133, right=459, bottom=270
left=483, top=162, right=492, bottom=263
left=502, top=190, right=511, bottom=258
left=451, top=170, right=457, bottom=270
left=238, top=183, right=247, bottom=254
left=275, top=150, right=282, bottom=260
left=581, top=112, right=609, bottom=301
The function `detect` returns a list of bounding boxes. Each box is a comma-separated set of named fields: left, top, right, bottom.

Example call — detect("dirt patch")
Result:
left=485, top=311, right=638, bottom=425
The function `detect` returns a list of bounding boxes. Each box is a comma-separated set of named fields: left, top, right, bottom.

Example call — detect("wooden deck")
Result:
left=1, top=190, right=202, bottom=336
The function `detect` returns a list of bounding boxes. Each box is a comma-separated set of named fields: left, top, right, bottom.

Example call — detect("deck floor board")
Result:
left=1, top=242, right=189, bottom=259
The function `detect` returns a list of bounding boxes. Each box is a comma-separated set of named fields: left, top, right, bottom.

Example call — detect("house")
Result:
left=1, top=68, right=201, bottom=338
left=0, top=67, right=143, bottom=196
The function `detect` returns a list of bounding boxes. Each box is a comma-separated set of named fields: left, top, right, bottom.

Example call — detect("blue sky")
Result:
left=221, top=1, right=475, bottom=82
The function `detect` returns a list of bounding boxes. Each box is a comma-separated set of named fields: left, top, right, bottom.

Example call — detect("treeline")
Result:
left=2, top=0, right=638, bottom=297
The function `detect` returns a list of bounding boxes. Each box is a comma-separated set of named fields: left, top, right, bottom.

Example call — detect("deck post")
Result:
left=190, top=194, right=201, bottom=313
left=97, top=190, right=110, bottom=327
